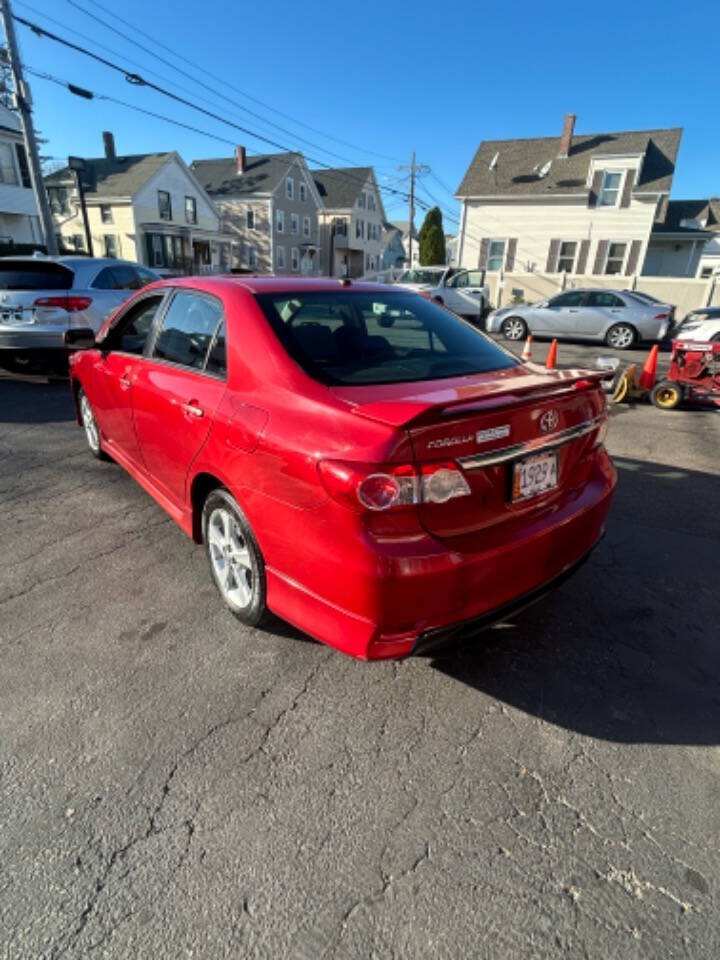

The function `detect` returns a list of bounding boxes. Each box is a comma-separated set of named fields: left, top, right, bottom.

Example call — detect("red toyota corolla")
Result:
left=67, top=276, right=615, bottom=659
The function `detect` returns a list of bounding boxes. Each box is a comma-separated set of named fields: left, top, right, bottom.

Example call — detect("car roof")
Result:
left=0, top=255, right=144, bottom=270
left=149, top=275, right=404, bottom=296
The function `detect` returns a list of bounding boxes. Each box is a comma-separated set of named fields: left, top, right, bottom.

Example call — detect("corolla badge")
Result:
left=539, top=409, right=559, bottom=433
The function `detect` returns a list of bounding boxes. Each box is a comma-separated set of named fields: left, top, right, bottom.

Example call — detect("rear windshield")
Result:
left=396, top=269, right=444, bottom=285
left=254, top=291, right=518, bottom=386
left=0, top=260, right=73, bottom=291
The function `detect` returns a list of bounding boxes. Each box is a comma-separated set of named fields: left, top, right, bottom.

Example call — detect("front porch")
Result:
left=139, top=223, right=235, bottom=276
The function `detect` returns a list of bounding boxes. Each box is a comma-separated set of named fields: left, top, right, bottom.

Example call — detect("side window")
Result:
left=152, top=291, right=223, bottom=370
left=104, top=296, right=165, bottom=355
left=587, top=292, right=625, bottom=308
left=450, top=272, right=469, bottom=288
left=91, top=267, right=116, bottom=290
left=136, top=267, right=158, bottom=288
left=111, top=265, right=143, bottom=290
left=549, top=291, right=586, bottom=308
left=205, top=320, right=227, bottom=378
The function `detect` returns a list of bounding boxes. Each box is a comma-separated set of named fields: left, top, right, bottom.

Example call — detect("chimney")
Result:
left=558, top=113, right=576, bottom=158
left=102, top=131, right=116, bottom=161
left=236, top=145, right=246, bottom=175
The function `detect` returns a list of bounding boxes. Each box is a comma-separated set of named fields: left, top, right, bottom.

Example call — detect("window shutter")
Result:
left=588, top=170, right=603, bottom=208
left=625, top=239, right=642, bottom=276
left=504, top=238, right=517, bottom=272
left=576, top=239, right=590, bottom=275
left=620, top=171, right=634, bottom=209
left=546, top=239, right=561, bottom=272
left=593, top=240, right=609, bottom=275
left=478, top=238, right=488, bottom=269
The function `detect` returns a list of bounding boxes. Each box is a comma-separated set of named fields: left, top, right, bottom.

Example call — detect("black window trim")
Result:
left=143, top=287, right=228, bottom=380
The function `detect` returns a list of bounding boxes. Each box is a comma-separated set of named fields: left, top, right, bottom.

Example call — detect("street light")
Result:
left=68, top=155, right=93, bottom=256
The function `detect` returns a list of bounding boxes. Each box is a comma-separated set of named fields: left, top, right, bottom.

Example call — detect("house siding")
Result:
left=458, top=195, right=657, bottom=278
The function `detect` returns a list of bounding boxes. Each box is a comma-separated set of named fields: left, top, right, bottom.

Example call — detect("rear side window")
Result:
left=205, top=320, right=227, bottom=377
left=93, top=265, right=156, bottom=290
left=0, top=261, right=73, bottom=291
left=586, top=292, right=624, bottom=308
left=255, top=291, right=517, bottom=386
left=152, top=291, right=223, bottom=371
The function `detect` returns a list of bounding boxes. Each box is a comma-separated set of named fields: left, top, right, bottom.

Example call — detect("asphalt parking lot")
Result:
left=1, top=340, right=719, bottom=959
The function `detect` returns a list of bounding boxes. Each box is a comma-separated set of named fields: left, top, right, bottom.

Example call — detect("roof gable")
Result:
left=190, top=152, right=303, bottom=197
left=45, top=152, right=174, bottom=198
left=312, top=166, right=373, bottom=209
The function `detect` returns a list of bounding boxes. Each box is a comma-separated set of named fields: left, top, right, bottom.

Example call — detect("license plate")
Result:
left=512, top=451, right=558, bottom=501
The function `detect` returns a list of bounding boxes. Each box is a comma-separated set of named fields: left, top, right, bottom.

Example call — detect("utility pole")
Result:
left=398, top=152, right=429, bottom=266
left=0, top=0, right=58, bottom=254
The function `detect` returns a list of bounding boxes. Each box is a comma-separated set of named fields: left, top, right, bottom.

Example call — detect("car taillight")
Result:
left=34, top=296, right=92, bottom=312
left=654, top=312, right=669, bottom=320
left=318, top=460, right=471, bottom=512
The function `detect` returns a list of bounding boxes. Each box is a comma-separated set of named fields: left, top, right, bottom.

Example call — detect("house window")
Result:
left=276, top=209, right=284, bottom=233
left=71, top=234, right=84, bottom=251
left=699, top=266, right=713, bottom=279
left=358, top=192, right=366, bottom=208
left=604, top=242, right=627, bottom=274
left=185, top=196, right=197, bottom=224
left=286, top=177, right=294, bottom=200
left=246, top=209, right=255, bottom=229
left=158, top=190, right=172, bottom=220
left=334, top=217, right=347, bottom=236
left=103, top=234, right=117, bottom=258
left=598, top=172, right=622, bottom=207
left=0, top=142, right=18, bottom=184
left=291, top=213, right=299, bottom=234
left=302, top=215, right=311, bottom=238
left=299, top=182, right=307, bottom=202
left=557, top=241, right=577, bottom=273
left=47, top=186, right=69, bottom=215
left=356, top=219, right=364, bottom=239
left=291, top=247, right=299, bottom=271
left=487, top=240, right=506, bottom=271
left=100, top=204, right=113, bottom=224
left=276, top=245, right=286, bottom=269
left=368, top=194, right=376, bottom=211
left=14, top=143, right=31, bottom=187
left=247, top=244, right=257, bottom=268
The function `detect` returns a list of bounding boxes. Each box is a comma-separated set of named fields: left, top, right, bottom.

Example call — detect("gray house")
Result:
left=191, top=148, right=324, bottom=274
left=314, top=167, right=386, bottom=277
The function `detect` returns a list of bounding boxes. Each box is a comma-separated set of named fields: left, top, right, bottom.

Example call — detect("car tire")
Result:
left=711, top=333, right=720, bottom=343
left=501, top=316, right=528, bottom=341
left=651, top=380, right=683, bottom=411
left=202, top=488, right=269, bottom=628
left=78, top=387, right=109, bottom=460
left=605, top=323, right=637, bottom=350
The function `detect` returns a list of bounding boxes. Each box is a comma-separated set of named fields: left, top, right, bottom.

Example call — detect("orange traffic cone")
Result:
left=638, top=344, right=659, bottom=391
left=521, top=334, right=533, bottom=360
left=546, top=339, right=558, bottom=369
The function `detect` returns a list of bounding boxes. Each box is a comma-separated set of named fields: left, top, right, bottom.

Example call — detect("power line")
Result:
left=62, top=0, right=405, bottom=166
left=13, top=20, right=431, bottom=213
left=60, top=0, right=394, bottom=173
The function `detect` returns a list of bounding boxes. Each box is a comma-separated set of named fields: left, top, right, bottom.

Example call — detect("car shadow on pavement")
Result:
left=429, top=456, right=720, bottom=745
left=0, top=376, right=75, bottom=424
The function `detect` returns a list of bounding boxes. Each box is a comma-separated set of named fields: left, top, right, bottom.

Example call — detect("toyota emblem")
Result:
left=539, top=409, right=559, bottom=433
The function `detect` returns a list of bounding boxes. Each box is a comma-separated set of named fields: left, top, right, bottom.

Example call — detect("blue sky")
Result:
left=13, top=0, right=720, bottom=230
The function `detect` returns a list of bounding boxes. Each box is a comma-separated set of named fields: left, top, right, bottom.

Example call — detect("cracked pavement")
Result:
left=1, top=345, right=719, bottom=959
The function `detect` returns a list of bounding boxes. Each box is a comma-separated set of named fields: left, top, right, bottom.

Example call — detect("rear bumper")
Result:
left=0, top=325, right=67, bottom=351
left=266, top=451, right=616, bottom=660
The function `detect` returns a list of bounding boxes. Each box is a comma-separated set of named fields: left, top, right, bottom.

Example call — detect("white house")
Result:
left=45, top=132, right=232, bottom=271
left=456, top=115, right=707, bottom=281
left=0, top=103, right=42, bottom=248
left=313, top=167, right=386, bottom=277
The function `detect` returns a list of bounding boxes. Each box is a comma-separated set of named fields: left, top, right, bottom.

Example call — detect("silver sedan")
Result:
left=486, top=288, right=673, bottom=349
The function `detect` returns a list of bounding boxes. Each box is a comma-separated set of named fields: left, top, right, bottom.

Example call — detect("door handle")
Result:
left=181, top=401, right=204, bottom=418
left=569, top=309, right=579, bottom=313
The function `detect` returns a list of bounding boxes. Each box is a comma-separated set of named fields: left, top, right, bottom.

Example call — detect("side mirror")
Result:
left=64, top=328, right=96, bottom=350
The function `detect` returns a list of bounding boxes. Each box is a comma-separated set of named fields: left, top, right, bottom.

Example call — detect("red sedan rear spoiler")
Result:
left=348, top=368, right=607, bottom=429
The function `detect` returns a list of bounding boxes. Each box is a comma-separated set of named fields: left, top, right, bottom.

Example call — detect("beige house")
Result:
left=456, top=116, right=707, bottom=282
left=314, top=167, right=386, bottom=277
left=0, top=104, right=43, bottom=248
left=191, top=148, right=324, bottom=275
left=45, top=132, right=231, bottom=272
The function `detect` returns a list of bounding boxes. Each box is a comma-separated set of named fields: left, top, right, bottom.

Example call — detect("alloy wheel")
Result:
left=502, top=318, right=526, bottom=341
left=607, top=325, right=635, bottom=349
left=79, top=392, right=100, bottom=453
left=207, top=507, right=254, bottom=610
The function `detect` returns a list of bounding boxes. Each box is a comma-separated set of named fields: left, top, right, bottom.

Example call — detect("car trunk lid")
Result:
left=332, top=364, right=608, bottom=543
